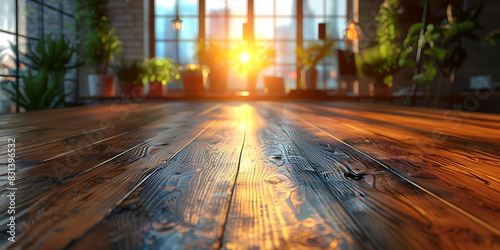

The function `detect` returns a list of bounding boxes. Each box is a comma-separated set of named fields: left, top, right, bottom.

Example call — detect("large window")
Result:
left=152, top=0, right=349, bottom=92
left=0, top=0, right=78, bottom=113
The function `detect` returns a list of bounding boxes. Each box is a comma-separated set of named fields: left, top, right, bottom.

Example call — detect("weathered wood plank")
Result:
left=283, top=103, right=500, bottom=232
left=0, top=103, right=217, bottom=221
left=69, top=105, right=248, bottom=249
left=269, top=103, right=500, bottom=249
left=220, top=104, right=373, bottom=249
left=0, top=104, right=222, bottom=249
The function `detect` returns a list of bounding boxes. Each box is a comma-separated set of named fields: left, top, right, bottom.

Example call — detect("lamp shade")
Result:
left=172, top=17, right=183, bottom=31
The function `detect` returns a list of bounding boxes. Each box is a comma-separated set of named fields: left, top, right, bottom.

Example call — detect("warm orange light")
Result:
left=240, top=52, right=249, bottom=63
left=172, top=19, right=183, bottom=30
left=346, top=22, right=359, bottom=41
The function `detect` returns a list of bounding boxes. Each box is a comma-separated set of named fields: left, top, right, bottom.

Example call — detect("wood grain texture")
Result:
left=0, top=103, right=221, bottom=249
left=70, top=105, right=248, bottom=249
left=221, top=104, right=373, bottom=249
left=1, top=101, right=500, bottom=249
left=269, top=103, right=500, bottom=249
left=282, top=103, right=500, bottom=232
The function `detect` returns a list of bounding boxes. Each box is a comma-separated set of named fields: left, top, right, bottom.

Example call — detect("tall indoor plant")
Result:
left=296, top=41, right=335, bottom=90
left=76, top=0, right=122, bottom=97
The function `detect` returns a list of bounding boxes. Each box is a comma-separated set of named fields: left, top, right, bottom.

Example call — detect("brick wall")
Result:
left=108, top=0, right=146, bottom=62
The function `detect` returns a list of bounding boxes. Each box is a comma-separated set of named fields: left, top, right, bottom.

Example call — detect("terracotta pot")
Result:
left=119, top=82, right=144, bottom=98
left=305, top=67, right=318, bottom=90
left=183, top=71, right=205, bottom=97
left=88, top=74, right=115, bottom=97
left=148, top=81, right=167, bottom=97
left=209, top=68, right=228, bottom=94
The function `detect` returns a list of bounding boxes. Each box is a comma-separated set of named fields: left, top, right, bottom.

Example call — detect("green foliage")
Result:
left=75, top=0, right=122, bottom=74
left=355, top=45, right=394, bottom=87
left=296, top=41, right=335, bottom=69
left=140, top=57, right=179, bottom=85
left=486, top=29, right=500, bottom=46
left=399, top=4, right=482, bottom=92
left=374, top=0, right=402, bottom=77
left=111, top=60, right=145, bottom=85
left=3, top=35, right=80, bottom=111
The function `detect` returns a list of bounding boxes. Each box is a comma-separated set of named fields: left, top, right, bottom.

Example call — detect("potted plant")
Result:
left=76, top=0, right=122, bottom=97
left=296, top=41, right=335, bottom=90
left=140, top=57, right=179, bottom=97
left=182, top=64, right=210, bottom=97
left=398, top=4, right=483, bottom=104
left=230, top=42, right=276, bottom=95
left=2, top=34, right=82, bottom=111
left=195, top=40, right=229, bottom=94
left=112, top=60, right=145, bottom=98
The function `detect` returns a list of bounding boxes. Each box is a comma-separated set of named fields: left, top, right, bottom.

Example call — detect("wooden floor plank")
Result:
left=220, top=103, right=373, bottom=249
left=0, top=103, right=221, bottom=249
left=269, top=103, right=500, bottom=249
left=0, top=103, right=217, bottom=222
left=281, top=103, right=500, bottom=232
left=69, top=104, right=248, bottom=249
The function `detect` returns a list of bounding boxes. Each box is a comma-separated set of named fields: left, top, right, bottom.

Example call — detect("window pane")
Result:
left=179, top=0, right=198, bottom=15
left=276, top=42, right=296, bottom=64
left=44, top=0, right=61, bottom=9
left=302, top=17, right=325, bottom=40
left=276, top=66, right=297, bottom=91
left=276, top=0, right=296, bottom=16
left=206, top=0, right=226, bottom=15
left=254, top=0, right=273, bottom=16
left=19, top=0, right=41, bottom=38
left=326, top=17, right=347, bottom=40
left=303, top=0, right=324, bottom=16
left=62, top=0, right=75, bottom=15
left=327, top=0, right=347, bottom=16
left=207, top=17, right=226, bottom=39
left=1, top=0, right=16, bottom=33
left=155, top=0, right=176, bottom=15
left=178, top=41, right=197, bottom=64
left=228, top=0, right=246, bottom=16
left=317, top=64, right=338, bottom=90
left=155, top=41, right=197, bottom=64
left=44, top=6, right=61, bottom=35
left=156, top=17, right=198, bottom=40
left=276, top=18, right=296, bottom=40
left=0, top=33, right=16, bottom=72
left=255, top=18, right=274, bottom=40
left=228, top=18, right=247, bottom=40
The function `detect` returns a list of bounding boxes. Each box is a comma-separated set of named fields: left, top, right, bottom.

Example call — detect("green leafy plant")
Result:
left=75, top=0, right=122, bottom=74
left=373, top=0, right=402, bottom=87
left=399, top=4, right=483, bottom=98
left=486, top=29, right=500, bottom=46
left=296, top=41, right=335, bottom=69
left=112, top=60, right=145, bottom=85
left=140, top=57, right=179, bottom=85
left=2, top=35, right=82, bottom=111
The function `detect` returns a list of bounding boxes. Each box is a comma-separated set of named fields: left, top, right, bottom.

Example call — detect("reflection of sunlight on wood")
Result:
left=235, top=91, right=250, bottom=96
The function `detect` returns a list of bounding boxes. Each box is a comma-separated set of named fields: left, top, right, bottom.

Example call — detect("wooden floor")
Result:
left=1, top=101, right=500, bottom=249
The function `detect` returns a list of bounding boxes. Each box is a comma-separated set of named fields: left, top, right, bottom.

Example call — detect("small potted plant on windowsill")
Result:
left=181, top=64, right=210, bottom=97
left=140, top=57, right=179, bottom=98
left=296, top=41, right=335, bottom=90
left=112, top=60, right=145, bottom=98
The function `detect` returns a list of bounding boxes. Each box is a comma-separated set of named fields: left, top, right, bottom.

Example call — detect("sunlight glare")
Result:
left=240, top=52, right=249, bottom=63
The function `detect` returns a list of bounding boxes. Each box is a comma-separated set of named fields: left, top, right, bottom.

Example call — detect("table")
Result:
left=1, top=101, right=500, bottom=249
